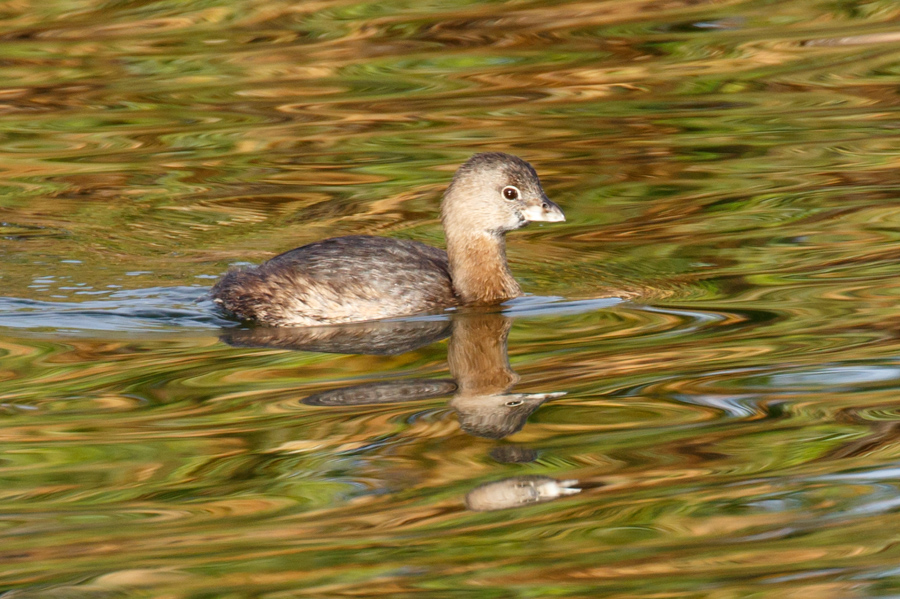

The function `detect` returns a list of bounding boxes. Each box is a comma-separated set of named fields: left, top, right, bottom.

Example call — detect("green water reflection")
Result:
left=3, top=0, right=900, bottom=597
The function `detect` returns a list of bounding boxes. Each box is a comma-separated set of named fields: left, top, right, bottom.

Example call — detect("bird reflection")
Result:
left=465, top=476, right=581, bottom=512
left=302, top=378, right=457, bottom=406
left=221, top=317, right=451, bottom=356
left=446, top=312, right=564, bottom=439
left=222, top=311, right=579, bottom=511
left=291, top=311, right=564, bottom=440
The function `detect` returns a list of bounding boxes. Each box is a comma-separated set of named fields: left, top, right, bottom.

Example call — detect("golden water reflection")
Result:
left=296, top=312, right=567, bottom=440
left=3, top=0, right=900, bottom=596
left=290, top=311, right=580, bottom=509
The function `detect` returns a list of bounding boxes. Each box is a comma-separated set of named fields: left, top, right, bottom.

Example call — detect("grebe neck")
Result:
left=445, top=229, right=521, bottom=305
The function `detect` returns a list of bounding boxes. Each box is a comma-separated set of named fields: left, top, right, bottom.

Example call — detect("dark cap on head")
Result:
left=456, top=152, right=541, bottom=186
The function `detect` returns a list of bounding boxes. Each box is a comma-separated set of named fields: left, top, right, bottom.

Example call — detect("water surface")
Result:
left=3, top=0, right=900, bottom=597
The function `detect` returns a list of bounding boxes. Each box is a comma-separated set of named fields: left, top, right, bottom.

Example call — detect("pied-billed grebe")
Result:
left=211, top=152, right=565, bottom=326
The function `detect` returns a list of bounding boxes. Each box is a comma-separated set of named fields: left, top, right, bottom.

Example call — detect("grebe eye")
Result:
left=502, top=186, right=520, bottom=200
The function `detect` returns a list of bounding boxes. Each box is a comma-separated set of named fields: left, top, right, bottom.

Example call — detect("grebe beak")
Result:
left=521, top=196, right=565, bottom=223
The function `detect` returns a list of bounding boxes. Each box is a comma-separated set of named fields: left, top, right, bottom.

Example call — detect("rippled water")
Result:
left=3, top=0, right=900, bottom=597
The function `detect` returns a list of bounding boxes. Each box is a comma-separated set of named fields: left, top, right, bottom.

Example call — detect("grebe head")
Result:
left=442, top=152, right=565, bottom=235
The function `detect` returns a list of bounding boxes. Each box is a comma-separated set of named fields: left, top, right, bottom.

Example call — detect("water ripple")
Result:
left=1, top=0, right=900, bottom=596
left=0, top=287, right=224, bottom=332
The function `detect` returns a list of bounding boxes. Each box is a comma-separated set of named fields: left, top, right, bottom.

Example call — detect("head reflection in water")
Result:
left=298, top=311, right=564, bottom=440
left=465, top=476, right=581, bottom=512
left=447, top=312, right=564, bottom=439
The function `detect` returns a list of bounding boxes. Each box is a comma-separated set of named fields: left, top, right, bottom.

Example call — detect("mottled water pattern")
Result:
left=2, top=0, right=900, bottom=597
